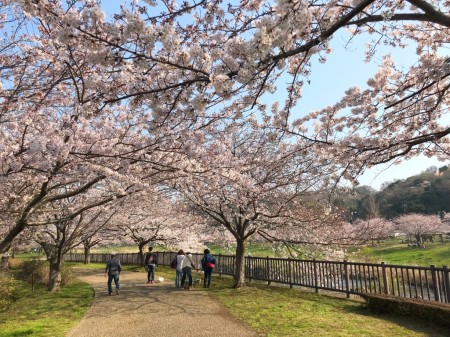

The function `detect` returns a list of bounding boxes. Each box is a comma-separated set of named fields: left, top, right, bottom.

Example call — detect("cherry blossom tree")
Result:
left=78, top=208, right=119, bottom=264
left=31, top=197, right=121, bottom=291
left=173, top=123, right=347, bottom=287
left=2, top=0, right=450, bottom=291
left=7, top=0, right=449, bottom=177
left=350, top=217, right=394, bottom=245
left=0, top=1, right=190, bottom=253
left=111, top=190, right=206, bottom=265
left=394, top=213, right=447, bottom=245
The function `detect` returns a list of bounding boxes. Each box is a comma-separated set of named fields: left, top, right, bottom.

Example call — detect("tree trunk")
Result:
left=233, top=238, right=246, bottom=288
left=139, top=244, right=145, bottom=266
left=0, top=220, right=27, bottom=253
left=84, top=246, right=91, bottom=264
left=47, top=261, right=62, bottom=292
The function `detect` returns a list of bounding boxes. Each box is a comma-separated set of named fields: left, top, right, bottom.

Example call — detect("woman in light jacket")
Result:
left=181, top=252, right=195, bottom=290
left=175, top=249, right=185, bottom=288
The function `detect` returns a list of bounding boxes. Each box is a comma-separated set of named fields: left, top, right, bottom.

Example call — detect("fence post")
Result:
left=288, top=258, right=293, bottom=289
left=381, top=262, right=389, bottom=295
left=218, top=254, right=222, bottom=277
left=444, top=265, right=450, bottom=303
left=430, top=265, right=441, bottom=302
left=266, top=256, right=271, bottom=285
left=313, top=259, right=319, bottom=293
left=344, top=260, right=350, bottom=298
left=248, top=255, right=252, bottom=283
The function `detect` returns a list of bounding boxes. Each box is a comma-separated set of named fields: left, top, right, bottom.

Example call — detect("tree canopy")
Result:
left=1, top=0, right=450, bottom=288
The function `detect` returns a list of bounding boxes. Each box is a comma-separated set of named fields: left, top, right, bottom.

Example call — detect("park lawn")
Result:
left=350, top=240, right=450, bottom=267
left=144, top=265, right=450, bottom=337
left=207, top=279, right=450, bottom=337
left=0, top=278, right=93, bottom=337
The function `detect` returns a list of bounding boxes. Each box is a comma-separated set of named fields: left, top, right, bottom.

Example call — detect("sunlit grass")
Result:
left=350, top=239, right=450, bottom=267
left=0, top=278, right=93, bottom=337
left=206, top=278, right=450, bottom=337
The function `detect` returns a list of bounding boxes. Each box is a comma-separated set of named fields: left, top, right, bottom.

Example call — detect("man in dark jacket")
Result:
left=105, top=254, right=121, bottom=295
left=145, top=246, right=158, bottom=284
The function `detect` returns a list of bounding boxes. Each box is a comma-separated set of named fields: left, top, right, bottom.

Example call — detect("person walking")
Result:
left=201, top=249, right=216, bottom=288
left=175, top=249, right=185, bottom=288
left=181, top=252, right=195, bottom=290
left=105, top=253, right=121, bottom=295
left=145, top=246, right=158, bottom=284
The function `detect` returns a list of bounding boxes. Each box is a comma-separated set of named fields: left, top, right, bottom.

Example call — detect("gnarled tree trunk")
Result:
left=84, top=246, right=91, bottom=264
left=47, top=261, right=62, bottom=292
left=233, top=238, right=246, bottom=288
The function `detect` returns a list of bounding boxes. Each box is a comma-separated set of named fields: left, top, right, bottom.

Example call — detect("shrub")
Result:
left=16, top=259, right=74, bottom=288
left=7, top=258, right=24, bottom=270
left=17, top=258, right=48, bottom=284
left=0, top=272, right=15, bottom=309
left=60, top=264, right=73, bottom=285
left=360, top=293, right=450, bottom=327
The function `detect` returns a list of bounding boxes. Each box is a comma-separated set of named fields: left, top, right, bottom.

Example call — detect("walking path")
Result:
left=66, top=268, right=260, bottom=337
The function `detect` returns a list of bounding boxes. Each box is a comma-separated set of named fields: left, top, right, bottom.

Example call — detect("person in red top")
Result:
left=201, top=249, right=216, bottom=288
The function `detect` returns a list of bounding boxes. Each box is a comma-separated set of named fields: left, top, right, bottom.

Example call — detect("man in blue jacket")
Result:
left=105, top=254, right=121, bottom=295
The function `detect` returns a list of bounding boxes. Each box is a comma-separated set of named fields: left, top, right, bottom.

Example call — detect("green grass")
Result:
left=349, top=239, right=450, bottom=267
left=206, top=279, right=450, bottom=337
left=0, top=278, right=93, bottom=337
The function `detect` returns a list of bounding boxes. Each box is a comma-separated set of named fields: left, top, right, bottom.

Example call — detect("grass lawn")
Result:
left=349, top=239, right=450, bottom=267
left=204, top=274, right=450, bottom=337
left=0, top=278, right=93, bottom=337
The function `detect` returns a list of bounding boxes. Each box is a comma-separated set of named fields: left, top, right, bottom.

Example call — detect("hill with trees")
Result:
left=336, top=166, right=450, bottom=220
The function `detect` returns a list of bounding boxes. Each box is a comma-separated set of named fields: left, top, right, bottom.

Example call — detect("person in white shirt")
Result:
left=181, top=252, right=195, bottom=290
left=175, top=249, right=185, bottom=288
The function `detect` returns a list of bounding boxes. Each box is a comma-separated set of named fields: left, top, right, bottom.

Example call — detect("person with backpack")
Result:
left=105, top=253, right=121, bottom=295
left=144, top=246, right=158, bottom=284
left=201, top=249, right=216, bottom=288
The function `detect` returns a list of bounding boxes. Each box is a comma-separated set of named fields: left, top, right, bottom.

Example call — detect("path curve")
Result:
left=66, top=268, right=260, bottom=337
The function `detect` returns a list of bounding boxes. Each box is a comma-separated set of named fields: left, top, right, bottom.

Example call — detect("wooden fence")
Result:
left=65, top=252, right=450, bottom=304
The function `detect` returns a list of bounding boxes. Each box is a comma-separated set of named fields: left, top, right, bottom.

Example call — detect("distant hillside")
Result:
left=376, top=165, right=450, bottom=218
left=334, top=165, right=450, bottom=220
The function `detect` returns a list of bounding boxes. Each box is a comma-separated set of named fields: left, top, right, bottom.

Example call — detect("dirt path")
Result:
left=66, top=268, right=260, bottom=337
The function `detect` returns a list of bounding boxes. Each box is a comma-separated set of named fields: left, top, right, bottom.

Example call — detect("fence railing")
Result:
left=65, top=252, right=450, bottom=304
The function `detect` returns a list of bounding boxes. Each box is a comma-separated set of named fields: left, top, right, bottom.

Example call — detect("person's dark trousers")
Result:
left=108, top=274, right=120, bottom=294
left=181, top=267, right=192, bottom=287
left=147, top=264, right=155, bottom=282
left=204, top=268, right=213, bottom=287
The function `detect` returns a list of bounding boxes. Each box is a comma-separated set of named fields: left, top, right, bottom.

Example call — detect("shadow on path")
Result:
left=66, top=268, right=260, bottom=337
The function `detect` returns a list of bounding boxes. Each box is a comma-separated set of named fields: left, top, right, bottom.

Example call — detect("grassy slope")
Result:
left=200, top=268, right=450, bottom=337
left=211, top=284, right=450, bottom=337
left=349, top=240, right=450, bottom=267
